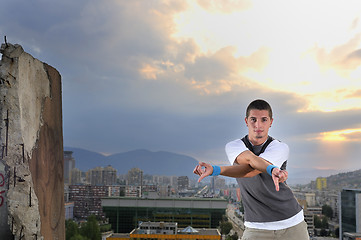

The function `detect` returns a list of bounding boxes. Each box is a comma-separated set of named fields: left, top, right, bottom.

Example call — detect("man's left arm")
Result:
left=235, top=150, right=288, bottom=190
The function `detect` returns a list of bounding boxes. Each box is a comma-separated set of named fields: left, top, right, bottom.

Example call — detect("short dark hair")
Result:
left=246, top=99, right=273, bottom=119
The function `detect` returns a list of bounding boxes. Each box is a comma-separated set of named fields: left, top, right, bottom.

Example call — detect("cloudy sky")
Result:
left=1, top=0, right=361, bottom=177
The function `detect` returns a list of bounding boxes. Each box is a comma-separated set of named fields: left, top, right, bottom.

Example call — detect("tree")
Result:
left=226, top=233, right=238, bottom=240
left=314, top=215, right=322, bottom=228
left=66, top=220, right=80, bottom=240
left=220, top=221, right=233, bottom=235
left=119, top=188, right=125, bottom=196
left=321, top=216, right=329, bottom=229
left=80, top=215, right=101, bottom=240
left=322, top=204, right=333, bottom=219
left=70, top=234, right=88, bottom=240
left=320, top=228, right=328, bottom=237
left=99, top=224, right=112, bottom=233
left=314, top=215, right=329, bottom=236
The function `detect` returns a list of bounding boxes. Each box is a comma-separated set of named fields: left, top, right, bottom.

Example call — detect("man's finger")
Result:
left=278, top=171, right=285, bottom=182
left=198, top=173, right=207, bottom=182
left=284, top=171, right=288, bottom=180
left=193, top=165, right=199, bottom=174
left=194, top=164, right=207, bottom=176
left=193, top=165, right=201, bottom=175
left=273, top=175, right=280, bottom=191
left=278, top=170, right=288, bottom=183
left=199, top=162, right=209, bottom=168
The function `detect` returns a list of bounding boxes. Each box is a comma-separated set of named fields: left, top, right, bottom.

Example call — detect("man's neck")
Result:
left=248, top=135, right=268, bottom=146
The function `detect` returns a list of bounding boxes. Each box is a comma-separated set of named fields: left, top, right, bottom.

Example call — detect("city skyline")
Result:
left=1, top=1, right=361, bottom=176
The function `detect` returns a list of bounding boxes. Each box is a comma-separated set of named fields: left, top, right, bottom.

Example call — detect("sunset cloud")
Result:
left=196, top=0, right=252, bottom=13
left=311, top=33, right=361, bottom=71
left=319, top=129, right=361, bottom=142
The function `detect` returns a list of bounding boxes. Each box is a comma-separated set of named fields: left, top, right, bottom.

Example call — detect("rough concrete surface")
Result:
left=0, top=43, right=64, bottom=239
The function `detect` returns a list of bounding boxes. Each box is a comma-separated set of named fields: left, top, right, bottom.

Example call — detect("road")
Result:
left=226, top=204, right=244, bottom=239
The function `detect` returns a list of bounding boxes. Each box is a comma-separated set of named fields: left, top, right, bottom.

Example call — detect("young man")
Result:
left=193, top=99, right=309, bottom=240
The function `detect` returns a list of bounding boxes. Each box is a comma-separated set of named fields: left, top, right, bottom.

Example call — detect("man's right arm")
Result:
left=193, top=162, right=258, bottom=181
left=224, top=140, right=261, bottom=177
left=235, top=150, right=271, bottom=174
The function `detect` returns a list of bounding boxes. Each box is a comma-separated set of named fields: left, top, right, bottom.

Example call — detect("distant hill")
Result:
left=324, top=169, right=361, bottom=190
left=64, top=147, right=199, bottom=178
left=293, top=168, right=361, bottom=190
left=287, top=168, right=340, bottom=186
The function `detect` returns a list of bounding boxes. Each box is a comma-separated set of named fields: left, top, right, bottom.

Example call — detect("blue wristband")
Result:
left=266, top=165, right=277, bottom=176
left=211, top=165, right=221, bottom=176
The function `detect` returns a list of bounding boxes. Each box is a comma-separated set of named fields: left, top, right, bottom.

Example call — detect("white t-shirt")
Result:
left=225, top=137, right=304, bottom=230
left=225, top=138, right=289, bottom=168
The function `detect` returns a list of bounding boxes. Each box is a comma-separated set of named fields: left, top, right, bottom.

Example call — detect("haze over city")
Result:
left=1, top=0, right=361, bottom=178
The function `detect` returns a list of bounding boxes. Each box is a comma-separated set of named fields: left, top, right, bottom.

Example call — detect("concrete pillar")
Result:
left=0, top=43, right=65, bottom=239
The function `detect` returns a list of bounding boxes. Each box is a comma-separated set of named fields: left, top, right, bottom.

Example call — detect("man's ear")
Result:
left=245, top=117, right=248, bottom=126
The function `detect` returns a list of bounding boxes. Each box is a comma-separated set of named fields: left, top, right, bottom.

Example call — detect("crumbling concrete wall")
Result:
left=0, top=43, right=65, bottom=239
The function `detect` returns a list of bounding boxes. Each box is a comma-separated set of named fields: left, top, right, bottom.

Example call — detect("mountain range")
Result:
left=64, top=147, right=200, bottom=178
left=64, top=147, right=348, bottom=185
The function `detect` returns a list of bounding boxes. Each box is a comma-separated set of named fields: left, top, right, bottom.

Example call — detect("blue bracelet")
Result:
left=211, top=165, right=221, bottom=176
left=266, top=165, right=277, bottom=176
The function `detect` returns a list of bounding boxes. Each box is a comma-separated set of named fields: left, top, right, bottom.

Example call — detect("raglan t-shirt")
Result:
left=225, top=136, right=304, bottom=230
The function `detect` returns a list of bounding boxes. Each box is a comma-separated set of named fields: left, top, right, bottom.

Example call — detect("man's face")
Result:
left=245, top=109, right=273, bottom=145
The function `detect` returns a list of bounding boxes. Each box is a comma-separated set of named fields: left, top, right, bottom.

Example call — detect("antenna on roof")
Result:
left=4, top=36, right=8, bottom=47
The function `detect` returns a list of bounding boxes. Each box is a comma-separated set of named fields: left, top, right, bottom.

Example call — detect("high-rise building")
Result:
left=127, top=168, right=143, bottom=186
left=339, top=188, right=361, bottom=240
left=153, top=175, right=170, bottom=185
left=152, top=175, right=178, bottom=190
left=69, top=185, right=108, bottom=220
left=305, top=193, right=316, bottom=207
left=64, top=151, right=75, bottom=184
left=210, top=176, right=226, bottom=194
left=87, top=166, right=117, bottom=186
left=316, top=177, right=327, bottom=190
left=328, top=193, right=339, bottom=219
left=102, top=165, right=117, bottom=185
left=215, top=177, right=226, bottom=190
left=170, top=176, right=178, bottom=188
left=177, top=176, right=189, bottom=191
left=89, top=167, right=103, bottom=185
left=70, top=168, right=82, bottom=185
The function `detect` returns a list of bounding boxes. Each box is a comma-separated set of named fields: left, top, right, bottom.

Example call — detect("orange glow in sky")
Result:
left=171, top=0, right=361, bottom=112
left=320, top=128, right=361, bottom=142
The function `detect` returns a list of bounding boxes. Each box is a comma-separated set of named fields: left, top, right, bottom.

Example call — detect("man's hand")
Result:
left=193, top=162, right=214, bottom=182
left=271, top=168, right=288, bottom=191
